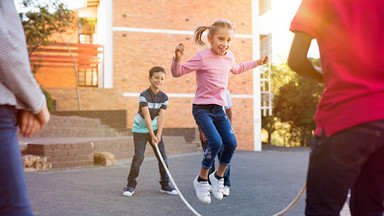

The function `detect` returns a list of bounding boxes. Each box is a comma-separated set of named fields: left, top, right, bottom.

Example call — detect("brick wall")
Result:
left=28, top=142, right=93, bottom=169
left=113, top=0, right=252, bottom=35
left=162, top=128, right=198, bottom=143
left=35, top=0, right=258, bottom=151
left=114, top=0, right=256, bottom=150
left=46, top=87, right=120, bottom=111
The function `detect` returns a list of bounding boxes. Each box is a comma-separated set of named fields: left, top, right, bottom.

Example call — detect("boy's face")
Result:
left=149, top=71, right=165, bottom=90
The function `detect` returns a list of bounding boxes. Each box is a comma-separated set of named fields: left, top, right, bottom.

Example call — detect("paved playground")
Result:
left=25, top=146, right=350, bottom=216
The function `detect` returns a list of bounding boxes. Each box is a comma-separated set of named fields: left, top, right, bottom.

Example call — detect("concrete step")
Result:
left=19, top=115, right=119, bottom=139
left=163, top=136, right=186, bottom=145
left=47, top=115, right=102, bottom=127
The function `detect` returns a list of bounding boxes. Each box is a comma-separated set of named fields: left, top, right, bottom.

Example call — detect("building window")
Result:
left=260, top=34, right=272, bottom=59
left=78, top=67, right=98, bottom=87
left=79, top=18, right=97, bottom=44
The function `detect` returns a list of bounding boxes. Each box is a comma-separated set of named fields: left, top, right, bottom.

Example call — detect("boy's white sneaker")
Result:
left=193, top=176, right=211, bottom=204
left=209, top=171, right=224, bottom=200
left=223, top=186, right=230, bottom=196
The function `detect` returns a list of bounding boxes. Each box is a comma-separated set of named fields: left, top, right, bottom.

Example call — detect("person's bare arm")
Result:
left=288, top=32, right=323, bottom=82
left=225, top=107, right=232, bottom=122
left=156, top=109, right=166, bottom=143
left=141, top=106, right=157, bottom=146
left=35, top=105, right=50, bottom=127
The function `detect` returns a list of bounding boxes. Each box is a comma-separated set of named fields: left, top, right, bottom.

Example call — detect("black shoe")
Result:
left=123, top=186, right=135, bottom=197
left=160, top=185, right=178, bottom=195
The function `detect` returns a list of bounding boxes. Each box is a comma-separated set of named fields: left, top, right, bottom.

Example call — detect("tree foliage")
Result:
left=261, top=62, right=296, bottom=145
left=272, top=59, right=324, bottom=146
left=261, top=115, right=277, bottom=145
left=19, top=0, right=76, bottom=59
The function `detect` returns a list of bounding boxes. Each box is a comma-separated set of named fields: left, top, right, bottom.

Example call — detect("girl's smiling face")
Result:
left=208, top=27, right=234, bottom=56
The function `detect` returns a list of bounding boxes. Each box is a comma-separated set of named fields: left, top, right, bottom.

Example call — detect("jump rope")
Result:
left=154, top=143, right=202, bottom=216
left=154, top=143, right=306, bottom=216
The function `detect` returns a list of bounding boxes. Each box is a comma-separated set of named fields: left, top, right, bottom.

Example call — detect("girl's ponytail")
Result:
left=194, top=25, right=210, bottom=48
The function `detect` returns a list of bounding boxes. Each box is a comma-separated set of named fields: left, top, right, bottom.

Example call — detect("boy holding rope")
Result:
left=122, top=66, right=177, bottom=197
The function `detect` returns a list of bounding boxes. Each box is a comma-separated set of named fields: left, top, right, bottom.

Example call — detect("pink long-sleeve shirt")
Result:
left=171, top=48, right=258, bottom=106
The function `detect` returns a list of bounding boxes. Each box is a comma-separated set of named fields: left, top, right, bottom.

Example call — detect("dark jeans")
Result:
left=192, top=104, right=237, bottom=169
left=306, top=120, right=384, bottom=216
left=127, top=131, right=169, bottom=188
left=201, top=140, right=231, bottom=187
left=0, top=105, right=33, bottom=216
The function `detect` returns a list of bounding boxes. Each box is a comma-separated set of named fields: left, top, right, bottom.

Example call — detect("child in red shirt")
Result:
left=288, top=0, right=384, bottom=215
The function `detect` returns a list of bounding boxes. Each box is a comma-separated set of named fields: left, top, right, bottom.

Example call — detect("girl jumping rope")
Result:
left=171, top=19, right=269, bottom=204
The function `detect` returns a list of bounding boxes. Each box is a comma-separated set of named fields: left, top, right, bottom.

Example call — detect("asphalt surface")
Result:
left=25, top=146, right=349, bottom=216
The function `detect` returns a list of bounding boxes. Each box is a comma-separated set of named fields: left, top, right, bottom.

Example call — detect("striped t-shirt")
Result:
left=132, top=88, right=168, bottom=133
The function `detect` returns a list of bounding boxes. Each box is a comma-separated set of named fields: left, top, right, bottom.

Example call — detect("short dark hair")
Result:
left=149, top=66, right=166, bottom=77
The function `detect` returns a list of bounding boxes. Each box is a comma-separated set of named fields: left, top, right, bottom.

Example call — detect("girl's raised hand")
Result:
left=174, top=43, right=185, bottom=62
left=257, top=56, right=269, bottom=65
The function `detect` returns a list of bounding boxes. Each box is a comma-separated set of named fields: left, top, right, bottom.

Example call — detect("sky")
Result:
left=270, top=0, right=320, bottom=60
left=14, top=0, right=84, bottom=11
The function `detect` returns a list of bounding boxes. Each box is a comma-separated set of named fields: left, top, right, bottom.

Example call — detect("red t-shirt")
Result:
left=290, top=0, right=384, bottom=135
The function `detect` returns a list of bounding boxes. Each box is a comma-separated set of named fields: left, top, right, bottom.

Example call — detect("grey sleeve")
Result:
left=0, top=0, right=46, bottom=114
left=225, top=89, right=232, bottom=109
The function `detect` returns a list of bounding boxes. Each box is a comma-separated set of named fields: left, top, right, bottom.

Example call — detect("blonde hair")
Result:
left=194, top=19, right=236, bottom=48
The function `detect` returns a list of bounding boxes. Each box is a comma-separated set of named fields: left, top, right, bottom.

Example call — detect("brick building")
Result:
left=33, top=0, right=271, bottom=151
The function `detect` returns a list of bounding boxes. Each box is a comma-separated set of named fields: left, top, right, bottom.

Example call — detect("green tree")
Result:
left=260, top=61, right=296, bottom=144
left=261, top=115, right=276, bottom=145
left=19, top=0, right=76, bottom=72
left=273, top=60, right=324, bottom=146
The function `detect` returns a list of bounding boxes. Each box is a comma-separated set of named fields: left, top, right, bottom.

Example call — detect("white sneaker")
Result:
left=208, top=185, right=212, bottom=192
left=223, top=186, right=230, bottom=196
left=209, top=171, right=224, bottom=200
left=193, top=176, right=211, bottom=204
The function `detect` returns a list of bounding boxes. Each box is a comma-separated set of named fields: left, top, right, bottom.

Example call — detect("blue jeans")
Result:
left=127, top=131, right=169, bottom=188
left=0, top=105, right=33, bottom=216
left=306, top=120, right=384, bottom=216
left=192, top=104, right=237, bottom=170
left=201, top=140, right=231, bottom=187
